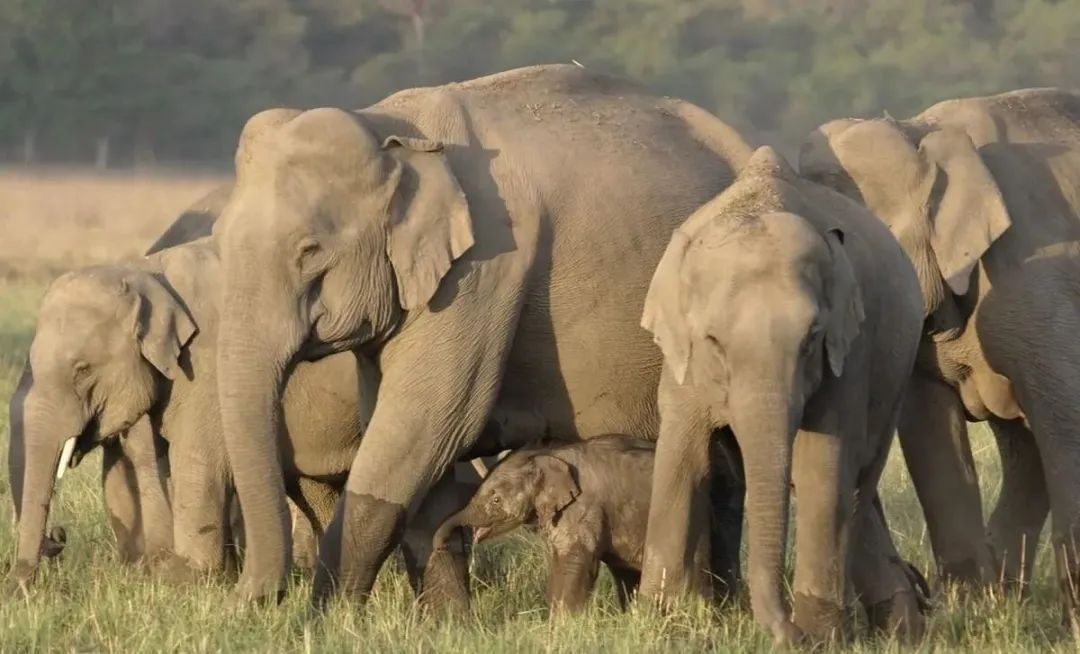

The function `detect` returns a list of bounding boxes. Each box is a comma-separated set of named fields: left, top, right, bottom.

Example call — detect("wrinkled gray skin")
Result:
left=799, top=88, right=1080, bottom=615
left=641, top=146, right=926, bottom=644
left=7, top=224, right=479, bottom=605
left=210, top=64, right=756, bottom=605
left=434, top=436, right=680, bottom=613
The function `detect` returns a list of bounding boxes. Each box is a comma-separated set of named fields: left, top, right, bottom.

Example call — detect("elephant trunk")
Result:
left=8, top=364, right=32, bottom=521
left=730, top=385, right=798, bottom=638
left=432, top=505, right=479, bottom=551
left=216, top=286, right=299, bottom=596
left=10, top=393, right=83, bottom=585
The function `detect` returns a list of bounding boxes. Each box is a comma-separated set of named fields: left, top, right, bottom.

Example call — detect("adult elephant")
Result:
left=799, top=89, right=1080, bottom=608
left=211, top=64, right=754, bottom=603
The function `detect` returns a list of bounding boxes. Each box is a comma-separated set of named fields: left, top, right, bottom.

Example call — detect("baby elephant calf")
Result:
left=433, top=435, right=655, bottom=613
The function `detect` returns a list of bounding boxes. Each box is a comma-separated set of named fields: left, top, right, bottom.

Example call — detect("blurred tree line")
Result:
left=0, top=0, right=1077, bottom=166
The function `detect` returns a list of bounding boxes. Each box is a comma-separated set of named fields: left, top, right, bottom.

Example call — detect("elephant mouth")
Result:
left=471, top=521, right=517, bottom=545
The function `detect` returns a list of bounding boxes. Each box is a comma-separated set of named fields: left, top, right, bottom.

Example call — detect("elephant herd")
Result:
left=6, top=65, right=1080, bottom=646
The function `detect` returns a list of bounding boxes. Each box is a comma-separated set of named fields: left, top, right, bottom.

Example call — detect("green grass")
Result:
left=0, top=280, right=1071, bottom=653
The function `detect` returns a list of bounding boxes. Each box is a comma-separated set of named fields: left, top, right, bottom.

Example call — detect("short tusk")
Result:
left=56, top=437, right=77, bottom=480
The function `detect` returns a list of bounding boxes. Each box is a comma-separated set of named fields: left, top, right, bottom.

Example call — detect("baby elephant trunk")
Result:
left=432, top=505, right=480, bottom=551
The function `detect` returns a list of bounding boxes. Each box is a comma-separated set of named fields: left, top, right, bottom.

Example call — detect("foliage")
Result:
left=0, top=0, right=1077, bottom=163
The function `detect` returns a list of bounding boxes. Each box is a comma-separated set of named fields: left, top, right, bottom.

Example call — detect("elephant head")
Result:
left=7, top=265, right=195, bottom=588
left=213, top=108, right=473, bottom=592
left=432, top=450, right=579, bottom=551
left=798, top=117, right=1011, bottom=327
left=643, top=148, right=865, bottom=631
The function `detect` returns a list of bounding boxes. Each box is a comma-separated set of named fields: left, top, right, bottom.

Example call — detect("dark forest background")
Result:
left=1, top=0, right=1077, bottom=166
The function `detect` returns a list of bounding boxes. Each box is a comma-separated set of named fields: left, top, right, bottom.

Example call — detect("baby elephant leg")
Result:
left=850, top=496, right=928, bottom=643
left=548, top=542, right=601, bottom=614
left=607, top=564, right=641, bottom=611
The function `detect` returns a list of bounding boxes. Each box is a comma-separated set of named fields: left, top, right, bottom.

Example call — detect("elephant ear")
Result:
left=124, top=272, right=197, bottom=380
left=823, top=228, right=865, bottom=378
left=916, top=127, right=1012, bottom=296
left=382, top=135, right=475, bottom=310
left=533, top=455, right=580, bottom=526
left=641, top=230, right=693, bottom=384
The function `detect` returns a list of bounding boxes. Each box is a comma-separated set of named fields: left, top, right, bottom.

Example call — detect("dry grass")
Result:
left=0, top=168, right=1072, bottom=652
left=0, top=167, right=227, bottom=281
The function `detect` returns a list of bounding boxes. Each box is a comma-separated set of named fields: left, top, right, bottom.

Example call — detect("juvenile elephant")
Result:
left=6, top=236, right=479, bottom=605
left=799, top=88, right=1080, bottom=611
left=640, top=146, right=926, bottom=643
left=208, top=64, right=757, bottom=604
left=433, top=436, right=672, bottom=613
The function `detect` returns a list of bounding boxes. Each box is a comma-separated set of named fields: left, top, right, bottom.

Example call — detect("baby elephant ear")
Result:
left=125, top=272, right=198, bottom=380
left=532, top=455, right=580, bottom=526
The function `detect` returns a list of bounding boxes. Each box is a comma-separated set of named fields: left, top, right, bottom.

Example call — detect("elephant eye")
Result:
left=491, top=495, right=500, bottom=505
left=72, top=361, right=90, bottom=383
left=295, top=238, right=322, bottom=273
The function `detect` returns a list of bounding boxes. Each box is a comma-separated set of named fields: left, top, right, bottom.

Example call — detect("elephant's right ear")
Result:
left=125, top=273, right=197, bottom=381
left=382, top=136, right=475, bottom=311
left=916, top=127, right=1011, bottom=296
left=642, top=231, right=693, bottom=384
left=533, top=455, right=580, bottom=526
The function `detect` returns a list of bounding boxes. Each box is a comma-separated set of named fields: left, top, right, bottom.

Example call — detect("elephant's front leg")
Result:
left=547, top=542, right=601, bottom=614
left=897, top=371, right=991, bottom=586
left=311, top=301, right=517, bottom=608
left=639, top=379, right=715, bottom=604
left=102, top=418, right=173, bottom=563
left=987, top=417, right=1048, bottom=593
left=168, top=435, right=230, bottom=580
left=790, top=426, right=854, bottom=643
left=400, top=465, right=478, bottom=617
left=850, top=495, right=928, bottom=643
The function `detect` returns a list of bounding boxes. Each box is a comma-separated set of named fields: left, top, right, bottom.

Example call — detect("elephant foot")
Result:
left=766, top=619, right=804, bottom=648
left=792, top=592, right=848, bottom=644
left=938, top=557, right=984, bottom=589
left=866, top=590, right=927, bottom=643
left=230, top=570, right=288, bottom=606
left=2, top=562, right=36, bottom=599
left=417, top=548, right=471, bottom=619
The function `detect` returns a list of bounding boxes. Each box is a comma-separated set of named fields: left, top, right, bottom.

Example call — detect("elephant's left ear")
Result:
left=533, top=455, right=580, bottom=526
left=382, top=135, right=475, bottom=310
left=823, top=228, right=865, bottom=377
left=126, top=272, right=197, bottom=380
left=642, top=230, right=693, bottom=384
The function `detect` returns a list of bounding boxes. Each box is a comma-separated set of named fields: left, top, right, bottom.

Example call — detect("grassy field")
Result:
left=0, top=169, right=1071, bottom=652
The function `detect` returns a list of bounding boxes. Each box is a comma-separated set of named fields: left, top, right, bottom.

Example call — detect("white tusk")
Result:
left=56, top=437, right=77, bottom=480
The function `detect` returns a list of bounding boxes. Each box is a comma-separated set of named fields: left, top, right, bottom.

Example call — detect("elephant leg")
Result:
left=851, top=495, right=928, bottom=643
left=608, top=565, right=640, bottom=611
left=1021, top=394, right=1080, bottom=623
left=102, top=419, right=173, bottom=564
left=986, top=417, right=1048, bottom=593
left=101, top=441, right=146, bottom=563
left=400, top=464, right=478, bottom=617
left=169, top=436, right=229, bottom=579
left=709, top=429, right=744, bottom=604
left=790, top=426, right=853, bottom=643
left=639, top=383, right=715, bottom=604
left=897, top=371, right=991, bottom=586
left=548, top=543, right=601, bottom=614
left=288, top=478, right=341, bottom=575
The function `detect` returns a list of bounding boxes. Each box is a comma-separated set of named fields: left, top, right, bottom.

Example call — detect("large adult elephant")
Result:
left=211, top=65, right=754, bottom=603
left=799, top=89, right=1080, bottom=610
